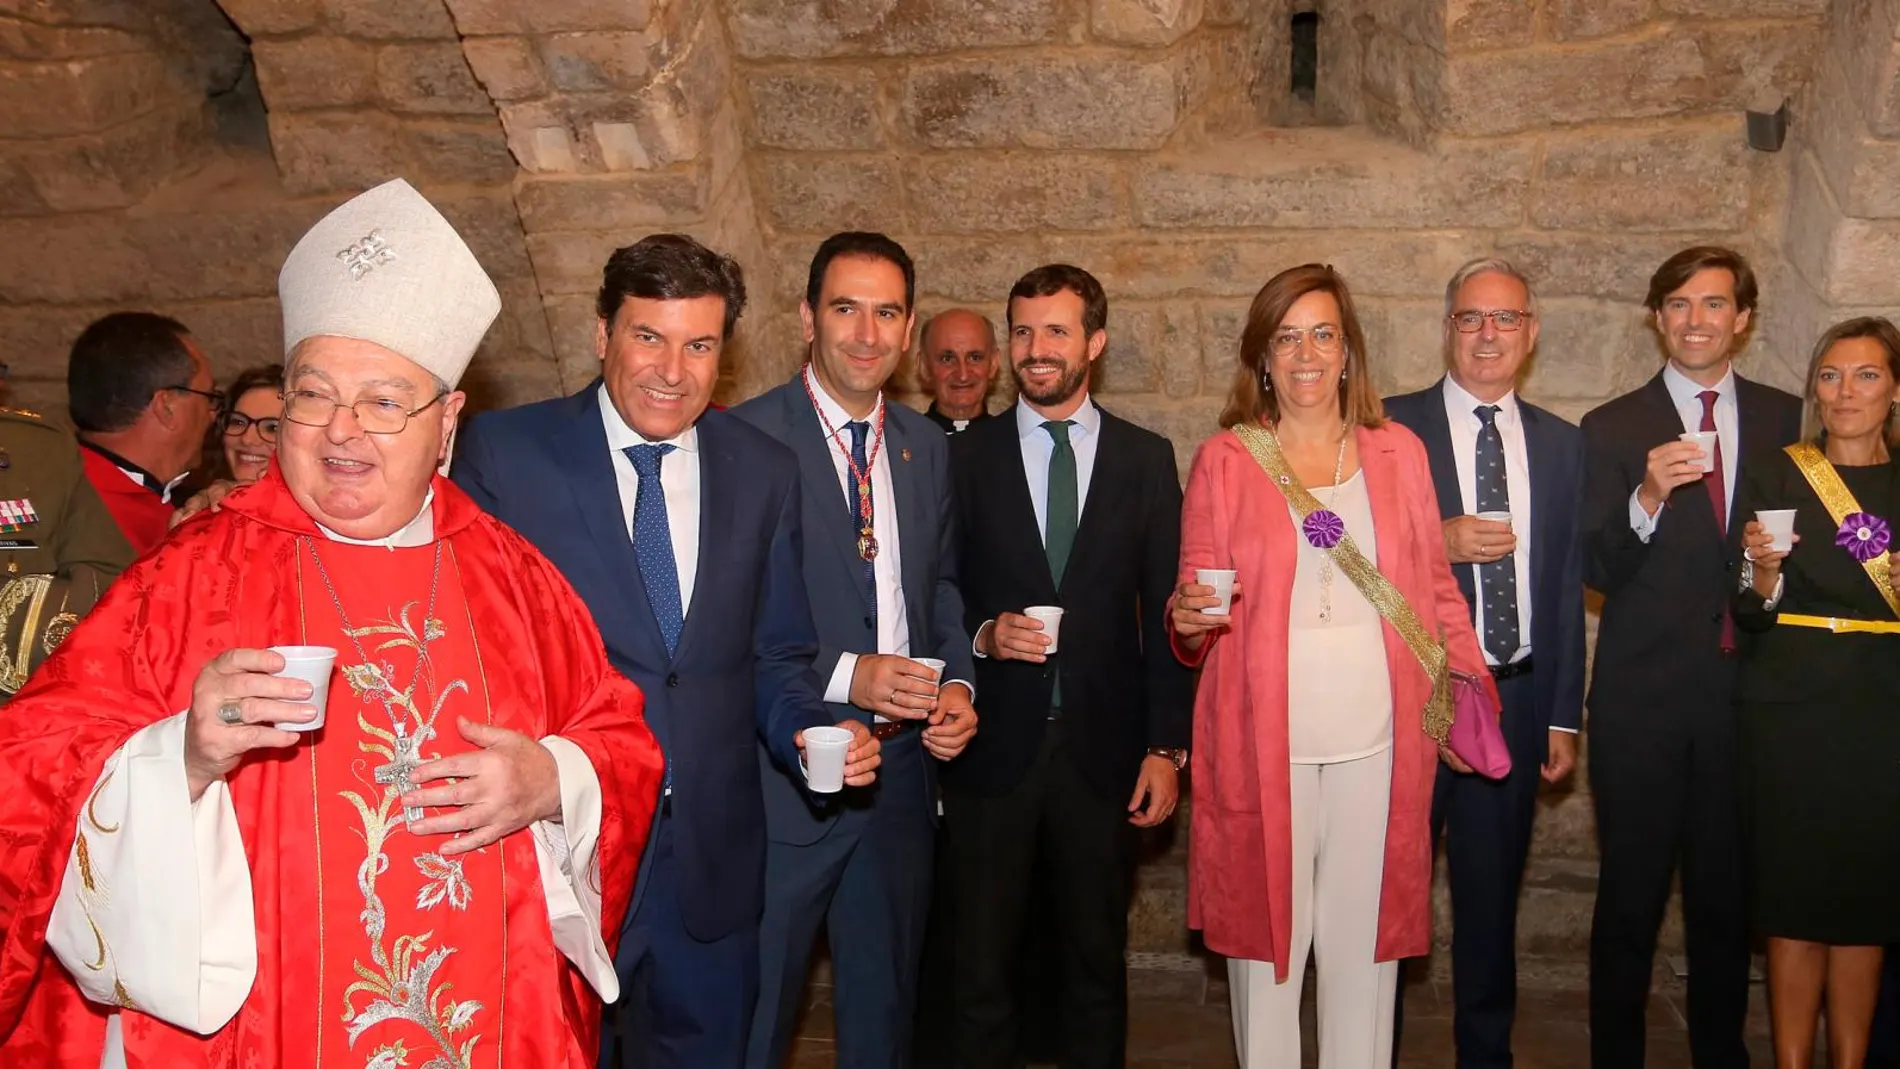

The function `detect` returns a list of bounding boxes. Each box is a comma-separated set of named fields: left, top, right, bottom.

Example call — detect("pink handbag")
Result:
left=1447, top=669, right=1512, bottom=780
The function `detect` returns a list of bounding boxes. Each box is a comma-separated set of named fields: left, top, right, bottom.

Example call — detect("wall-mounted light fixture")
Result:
left=1746, top=96, right=1789, bottom=152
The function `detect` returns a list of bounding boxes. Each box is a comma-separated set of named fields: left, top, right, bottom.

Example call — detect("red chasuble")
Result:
left=0, top=469, right=663, bottom=1068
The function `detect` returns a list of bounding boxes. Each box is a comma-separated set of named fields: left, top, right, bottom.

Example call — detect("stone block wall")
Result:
left=733, top=0, right=1841, bottom=443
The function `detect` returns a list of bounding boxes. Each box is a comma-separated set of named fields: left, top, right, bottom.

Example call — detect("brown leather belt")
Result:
left=871, top=719, right=914, bottom=741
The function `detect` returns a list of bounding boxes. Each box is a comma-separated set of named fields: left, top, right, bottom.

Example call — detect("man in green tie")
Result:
left=941, top=263, right=1194, bottom=1068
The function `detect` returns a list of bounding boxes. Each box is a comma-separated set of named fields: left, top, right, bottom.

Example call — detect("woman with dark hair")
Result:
left=1168, top=264, right=1496, bottom=1066
left=1735, top=316, right=1900, bottom=1069
left=219, top=363, right=283, bottom=482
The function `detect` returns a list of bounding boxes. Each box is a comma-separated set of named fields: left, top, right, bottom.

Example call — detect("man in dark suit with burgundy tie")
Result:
left=453, top=234, right=881, bottom=1069
left=734, top=232, right=980, bottom=1069
left=1385, top=259, right=1585, bottom=1069
left=942, top=264, right=1192, bottom=1068
left=1581, top=246, right=1802, bottom=1068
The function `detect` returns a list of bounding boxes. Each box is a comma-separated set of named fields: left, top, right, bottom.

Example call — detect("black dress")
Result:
left=1733, top=448, right=1900, bottom=945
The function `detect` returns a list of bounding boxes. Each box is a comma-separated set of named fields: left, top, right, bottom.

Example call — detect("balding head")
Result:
left=918, top=308, right=998, bottom=420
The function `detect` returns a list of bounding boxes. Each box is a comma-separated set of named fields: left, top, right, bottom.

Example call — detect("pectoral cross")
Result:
left=375, top=729, right=425, bottom=823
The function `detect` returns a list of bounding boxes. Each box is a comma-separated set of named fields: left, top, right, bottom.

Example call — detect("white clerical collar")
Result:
left=1441, top=375, right=1520, bottom=430
left=1015, top=393, right=1101, bottom=441
left=597, top=382, right=700, bottom=455
left=1662, top=361, right=1735, bottom=409
left=317, top=488, right=436, bottom=550
left=803, top=362, right=884, bottom=433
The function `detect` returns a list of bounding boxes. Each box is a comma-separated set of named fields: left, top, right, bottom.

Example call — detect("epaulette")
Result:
left=0, top=408, right=45, bottom=422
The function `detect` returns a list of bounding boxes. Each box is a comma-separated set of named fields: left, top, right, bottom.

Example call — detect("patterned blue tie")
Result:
left=1474, top=405, right=1520, bottom=665
left=624, top=444, right=683, bottom=656
left=847, top=421, right=877, bottom=632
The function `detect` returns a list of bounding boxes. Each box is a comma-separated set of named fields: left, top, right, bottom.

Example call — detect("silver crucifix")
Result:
left=375, top=729, right=425, bottom=823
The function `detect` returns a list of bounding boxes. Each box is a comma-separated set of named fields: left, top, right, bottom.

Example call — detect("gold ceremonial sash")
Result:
left=1783, top=441, right=1900, bottom=620
left=1231, top=423, right=1453, bottom=744
left=1777, top=613, right=1900, bottom=635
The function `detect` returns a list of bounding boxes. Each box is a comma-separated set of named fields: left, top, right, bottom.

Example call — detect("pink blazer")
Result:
left=1173, top=422, right=1495, bottom=979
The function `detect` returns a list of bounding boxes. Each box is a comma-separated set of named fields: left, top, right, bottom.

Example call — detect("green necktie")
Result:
left=1044, top=419, right=1078, bottom=585
left=1044, top=419, right=1077, bottom=709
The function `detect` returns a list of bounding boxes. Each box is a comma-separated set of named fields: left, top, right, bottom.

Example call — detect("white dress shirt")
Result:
left=1442, top=377, right=1533, bottom=666
left=973, top=396, right=1103, bottom=660
left=804, top=366, right=912, bottom=714
left=599, top=383, right=701, bottom=614
left=1629, top=363, right=1738, bottom=541
left=1017, top=394, right=1102, bottom=541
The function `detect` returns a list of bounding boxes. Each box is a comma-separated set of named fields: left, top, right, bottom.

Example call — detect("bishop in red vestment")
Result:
left=0, top=178, right=664, bottom=1068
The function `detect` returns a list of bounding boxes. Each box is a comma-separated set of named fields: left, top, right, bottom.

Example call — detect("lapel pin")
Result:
left=902, top=448, right=912, bottom=462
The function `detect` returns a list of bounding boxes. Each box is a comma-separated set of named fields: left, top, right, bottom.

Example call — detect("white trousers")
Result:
left=1228, top=747, right=1398, bottom=1069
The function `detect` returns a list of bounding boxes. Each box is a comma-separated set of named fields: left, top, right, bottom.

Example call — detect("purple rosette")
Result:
left=1302, top=509, right=1345, bottom=549
left=1836, top=511, right=1892, bottom=562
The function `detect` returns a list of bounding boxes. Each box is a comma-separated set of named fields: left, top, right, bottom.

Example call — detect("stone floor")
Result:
left=786, top=959, right=1778, bottom=1068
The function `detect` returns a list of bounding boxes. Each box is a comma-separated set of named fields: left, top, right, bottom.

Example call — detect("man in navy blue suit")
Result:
left=1385, top=259, right=1586, bottom=1069
left=734, top=232, right=980, bottom=1069
left=452, top=234, right=882, bottom=1069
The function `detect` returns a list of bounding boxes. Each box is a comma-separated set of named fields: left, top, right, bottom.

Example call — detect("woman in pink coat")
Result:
left=1170, top=264, right=1495, bottom=1068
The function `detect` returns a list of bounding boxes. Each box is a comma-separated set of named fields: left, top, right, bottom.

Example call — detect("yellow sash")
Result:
left=1777, top=613, right=1900, bottom=635
left=1231, top=423, right=1453, bottom=744
left=1782, top=441, right=1900, bottom=619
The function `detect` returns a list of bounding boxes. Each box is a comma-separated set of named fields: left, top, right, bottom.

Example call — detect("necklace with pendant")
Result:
left=802, top=365, right=886, bottom=562
left=1270, top=422, right=1349, bottom=623
left=303, top=536, right=446, bottom=822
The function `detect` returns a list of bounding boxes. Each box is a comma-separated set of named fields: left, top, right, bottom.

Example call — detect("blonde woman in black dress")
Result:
left=1736, top=316, right=1900, bottom=1069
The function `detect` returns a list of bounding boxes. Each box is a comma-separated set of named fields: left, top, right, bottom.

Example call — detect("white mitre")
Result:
left=278, top=178, right=499, bottom=389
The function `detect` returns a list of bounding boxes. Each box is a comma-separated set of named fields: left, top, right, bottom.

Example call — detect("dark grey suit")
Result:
left=733, top=374, right=976, bottom=1069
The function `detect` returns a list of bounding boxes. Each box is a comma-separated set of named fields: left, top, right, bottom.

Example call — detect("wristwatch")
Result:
left=1147, top=747, right=1188, bottom=771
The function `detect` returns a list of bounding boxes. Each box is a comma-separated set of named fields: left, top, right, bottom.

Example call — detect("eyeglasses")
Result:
left=165, top=385, right=228, bottom=409
left=1449, top=310, right=1533, bottom=333
left=1269, top=325, right=1343, bottom=357
left=281, top=390, right=447, bottom=435
left=221, top=412, right=281, bottom=441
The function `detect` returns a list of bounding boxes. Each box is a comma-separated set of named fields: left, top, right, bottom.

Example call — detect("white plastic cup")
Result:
left=1195, top=569, right=1237, bottom=616
left=1023, top=606, right=1065, bottom=654
left=1757, top=509, right=1798, bottom=553
left=912, top=657, right=946, bottom=690
left=1476, top=511, right=1513, bottom=528
left=270, top=645, right=336, bottom=732
left=802, top=725, right=854, bottom=794
left=1679, top=431, right=1718, bottom=473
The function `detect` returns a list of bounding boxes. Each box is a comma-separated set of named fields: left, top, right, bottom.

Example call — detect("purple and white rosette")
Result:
left=1836, top=511, right=1892, bottom=563
left=1302, top=509, right=1345, bottom=550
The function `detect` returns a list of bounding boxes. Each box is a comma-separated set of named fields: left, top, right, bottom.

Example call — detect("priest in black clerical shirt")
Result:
left=918, top=307, right=1000, bottom=433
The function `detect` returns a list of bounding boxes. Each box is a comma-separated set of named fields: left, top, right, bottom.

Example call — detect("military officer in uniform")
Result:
left=0, top=406, right=134, bottom=700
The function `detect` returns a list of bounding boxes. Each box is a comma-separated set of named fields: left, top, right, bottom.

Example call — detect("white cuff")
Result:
left=1550, top=726, right=1580, bottom=735
left=47, top=712, right=255, bottom=1033
left=533, top=736, right=616, bottom=1002
left=1628, top=488, right=1661, bottom=542
left=972, top=620, right=994, bottom=659
left=824, top=652, right=859, bottom=706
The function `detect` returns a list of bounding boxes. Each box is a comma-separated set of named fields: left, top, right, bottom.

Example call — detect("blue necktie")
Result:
left=624, top=443, right=683, bottom=656
left=1473, top=405, right=1520, bottom=664
left=847, top=421, right=877, bottom=632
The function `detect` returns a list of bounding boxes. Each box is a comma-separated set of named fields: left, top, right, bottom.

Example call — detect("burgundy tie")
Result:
left=1700, top=390, right=1736, bottom=652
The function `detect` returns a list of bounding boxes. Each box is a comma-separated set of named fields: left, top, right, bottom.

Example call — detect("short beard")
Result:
left=1013, top=361, right=1088, bottom=407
